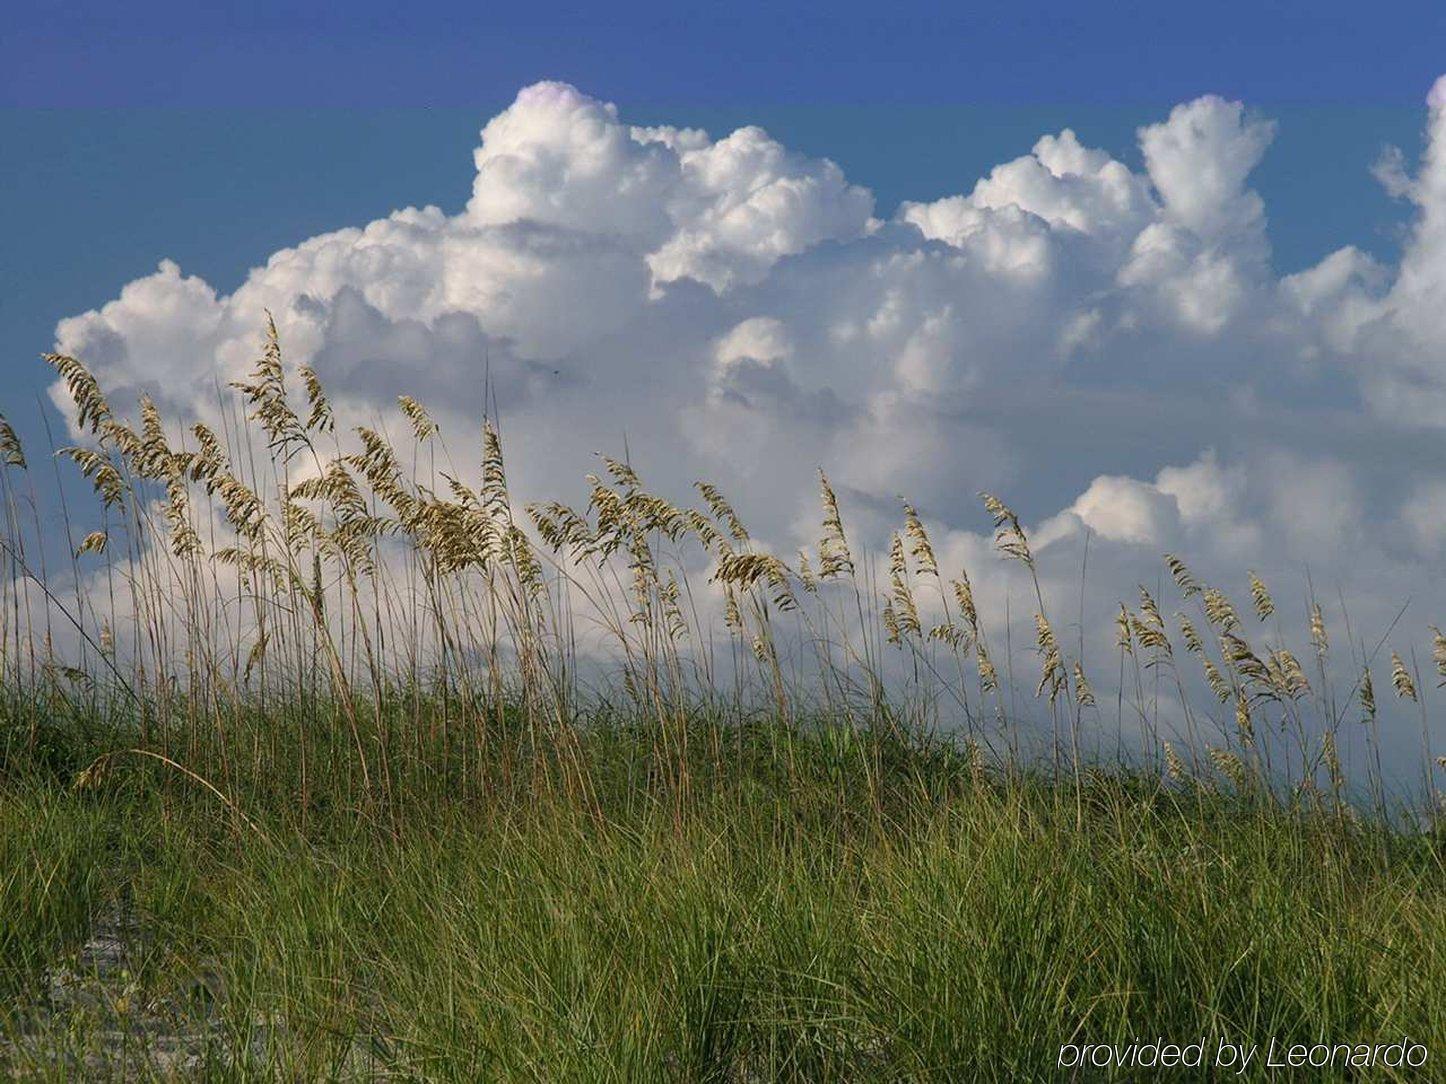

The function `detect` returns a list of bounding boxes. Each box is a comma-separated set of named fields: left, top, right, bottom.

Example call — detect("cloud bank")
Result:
left=47, top=78, right=1446, bottom=731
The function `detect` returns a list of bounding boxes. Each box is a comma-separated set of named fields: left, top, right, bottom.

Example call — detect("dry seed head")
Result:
left=1247, top=571, right=1275, bottom=620
left=1164, top=553, right=1200, bottom=597
left=1177, top=613, right=1204, bottom=654
left=1268, top=649, right=1309, bottom=700
left=1221, top=633, right=1269, bottom=688
left=980, top=492, right=1033, bottom=567
left=953, top=572, right=979, bottom=632
left=882, top=600, right=901, bottom=645
left=0, top=413, right=26, bottom=469
left=1208, top=746, right=1248, bottom=788
left=137, top=394, right=169, bottom=466
left=231, top=315, right=307, bottom=457
left=47, top=354, right=113, bottom=434
left=1138, top=586, right=1164, bottom=629
left=888, top=534, right=921, bottom=638
left=901, top=500, right=938, bottom=576
left=1202, top=588, right=1240, bottom=632
left=187, top=423, right=226, bottom=490
left=1201, top=657, right=1231, bottom=702
left=1390, top=652, right=1417, bottom=701
left=660, top=571, right=688, bottom=642
left=928, top=622, right=965, bottom=648
left=723, top=588, right=743, bottom=634
left=1323, top=731, right=1342, bottom=788
left=696, top=482, right=749, bottom=544
left=215, top=474, right=268, bottom=544
left=165, top=475, right=203, bottom=558
left=1131, top=613, right=1173, bottom=657
left=817, top=471, right=853, bottom=577
left=1359, top=667, right=1377, bottom=723
left=244, top=632, right=268, bottom=682
left=601, top=455, right=641, bottom=491
left=281, top=497, right=321, bottom=552
left=964, top=737, right=985, bottom=783
left=299, top=365, right=334, bottom=432
left=1163, top=741, right=1187, bottom=782
left=1430, top=626, right=1446, bottom=687
left=1234, top=693, right=1254, bottom=744
left=1072, top=661, right=1095, bottom=707
left=75, top=530, right=108, bottom=558
left=1116, top=605, right=1134, bottom=654
left=507, top=524, right=544, bottom=598
left=976, top=641, right=999, bottom=693
left=398, top=396, right=438, bottom=441
left=60, top=447, right=127, bottom=507
left=1034, top=612, right=1065, bottom=703
left=1309, top=602, right=1328, bottom=656
left=796, top=549, right=817, bottom=592
left=73, top=756, right=113, bottom=793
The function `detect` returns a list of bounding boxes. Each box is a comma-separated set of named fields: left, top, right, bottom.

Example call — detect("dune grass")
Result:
left=1, top=704, right=1444, bottom=1080
left=2, top=334, right=1446, bottom=1077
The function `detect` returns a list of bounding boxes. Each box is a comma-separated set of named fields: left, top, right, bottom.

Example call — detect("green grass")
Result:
left=2, top=704, right=1443, bottom=1080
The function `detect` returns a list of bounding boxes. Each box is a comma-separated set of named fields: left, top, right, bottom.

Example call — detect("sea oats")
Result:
left=1269, top=649, right=1309, bottom=700
left=976, top=641, right=999, bottom=693
left=882, top=600, right=901, bottom=645
left=0, top=413, right=24, bottom=469
left=300, top=365, right=334, bottom=432
left=1359, top=667, right=1377, bottom=723
left=1164, top=553, right=1200, bottom=597
left=981, top=492, right=1032, bottom=567
left=888, top=534, right=921, bottom=637
left=1323, top=731, right=1343, bottom=792
left=1034, top=612, right=1064, bottom=703
left=796, top=550, right=817, bottom=592
left=723, top=587, right=743, bottom=634
left=1163, top=741, right=1187, bottom=782
left=60, top=448, right=126, bottom=507
left=1201, top=657, right=1231, bottom=702
left=1202, top=588, right=1240, bottom=632
left=398, top=395, right=438, bottom=441
left=1208, top=746, right=1248, bottom=788
left=1247, top=571, right=1274, bottom=621
left=1390, top=652, right=1417, bottom=701
left=75, top=530, right=108, bottom=557
left=1234, top=693, right=1254, bottom=745
left=696, top=482, right=749, bottom=543
left=953, top=572, right=979, bottom=633
left=901, top=500, right=938, bottom=577
left=1072, top=661, right=1095, bottom=708
left=1116, top=604, right=1134, bottom=655
left=1309, top=603, right=1329, bottom=657
left=1176, top=613, right=1204, bottom=654
left=817, top=471, right=853, bottom=578
left=46, top=353, right=113, bottom=434
left=1430, top=625, right=1446, bottom=687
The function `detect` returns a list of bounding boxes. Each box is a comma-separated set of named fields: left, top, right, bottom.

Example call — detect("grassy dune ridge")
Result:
left=2, top=712, right=1445, bottom=1079
left=0, top=333, right=1444, bottom=1077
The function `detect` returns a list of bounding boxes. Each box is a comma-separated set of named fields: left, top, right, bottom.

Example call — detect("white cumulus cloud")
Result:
left=45, top=77, right=1446, bottom=732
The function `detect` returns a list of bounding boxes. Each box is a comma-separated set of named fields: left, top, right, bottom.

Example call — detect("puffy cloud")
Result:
left=45, top=78, right=1446, bottom=753
left=1138, top=96, right=1275, bottom=249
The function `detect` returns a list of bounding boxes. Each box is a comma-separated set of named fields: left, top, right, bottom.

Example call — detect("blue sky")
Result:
left=6, top=1, right=1446, bottom=108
